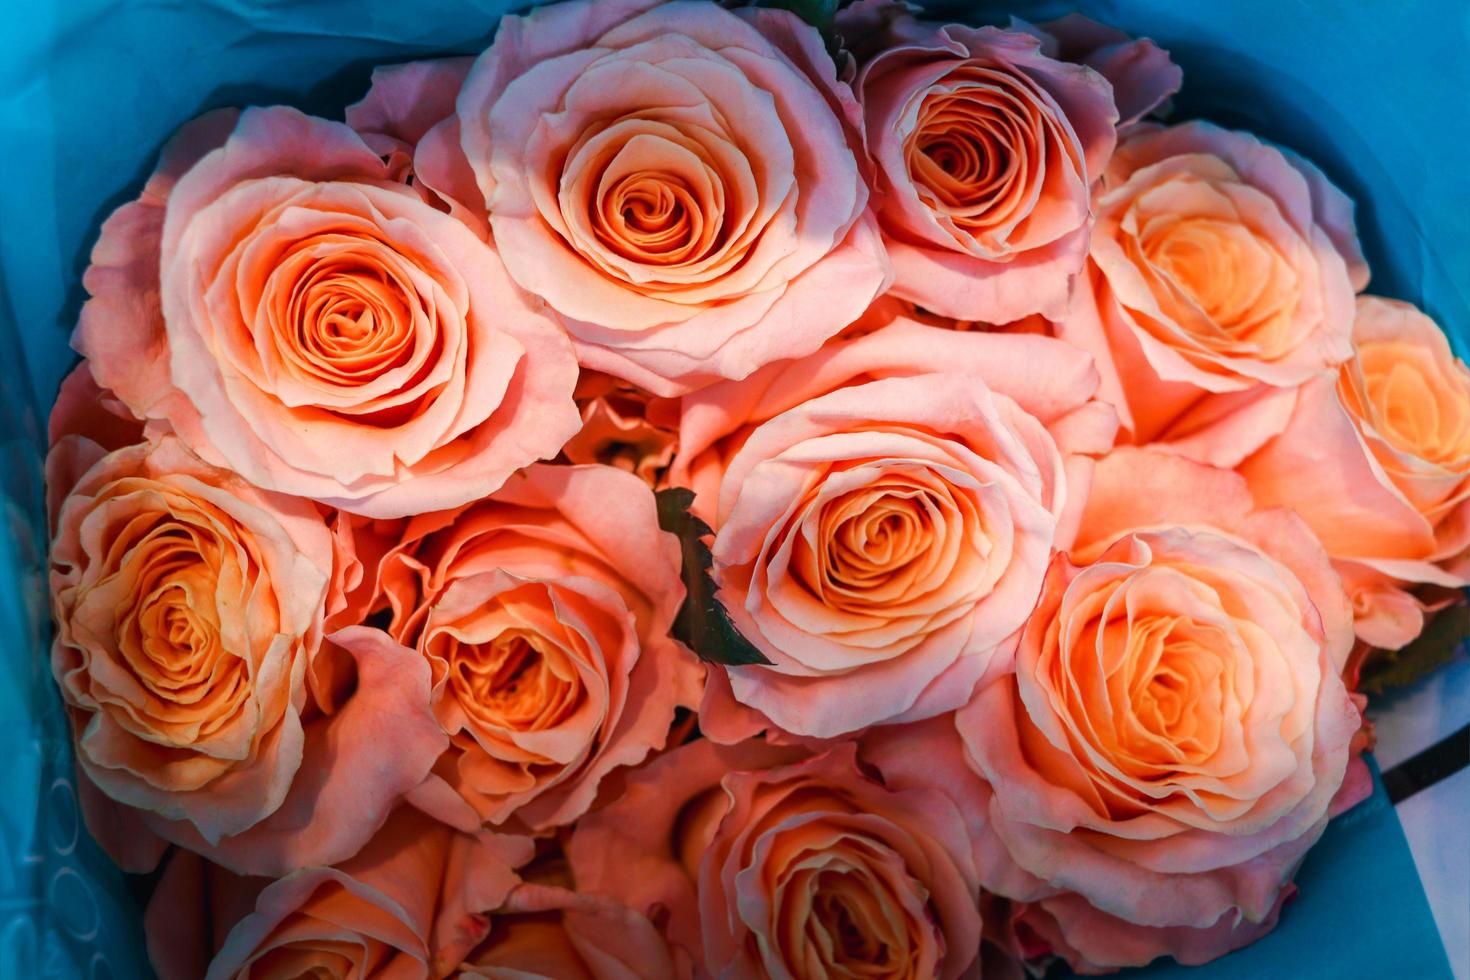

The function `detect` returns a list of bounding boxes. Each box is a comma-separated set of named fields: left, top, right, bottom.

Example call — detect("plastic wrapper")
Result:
left=0, top=1, right=1463, bottom=976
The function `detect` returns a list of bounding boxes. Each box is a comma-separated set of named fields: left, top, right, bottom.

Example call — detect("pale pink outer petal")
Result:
left=885, top=225, right=1088, bottom=324
left=1239, top=375, right=1450, bottom=577
left=1018, top=887, right=1293, bottom=974
left=1039, top=13, right=1183, bottom=125
left=142, top=628, right=449, bottom=877
left=346, top=57, right=474, bottom=148
left=670, top=316, right=1114, bottom=512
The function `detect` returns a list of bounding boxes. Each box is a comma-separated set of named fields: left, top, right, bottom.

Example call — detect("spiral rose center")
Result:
left=792, top=472, right=988, bottom=620
left=449, top=629, right=580, bottom=734
left=1350, top=341, right=1470, bottom=468
left=1140, top=213, right=1300, bottom=354
left=596, top=171, right=705, bottom=265
left=266, top=239, right=427, bottom=393
left=810, top=871, right=901, bottom=974
left=115, top=519, right=251, bottom=740
left=909, top=77, right=1036, bottom=232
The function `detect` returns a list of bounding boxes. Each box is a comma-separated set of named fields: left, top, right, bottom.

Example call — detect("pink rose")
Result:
left=1057, top=121, right=1369, bottom=467
left=1241, top=296, right=1470, bottom=648
left=670, top=320, right=1116, bottom=738
left=854, top=19, right=1117, bottom=322
left=48, top=418, right=446, bottom=874
left=74, top=105, right=580, bottom=518
left=568, top=737, right=991, bottom=980
left=957, top=448, right=1368, bottom=970
left=434, top=0, right=890, bottom=395
left=375, top=463, right=703, bottom=830
left=145, top=806, right=531, bottom=980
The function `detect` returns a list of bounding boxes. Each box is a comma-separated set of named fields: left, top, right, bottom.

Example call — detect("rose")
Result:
left=460, top=880, right=678, bottom=980
left=852, top=19, right=1117, bottom=322
left=74, top=105, right=580, bottom=518
left=677, top=322, right=1117, bottom=738
left=49, top=432, right=329, bottom=843
left=560, top=371, right=680, bottom=486
left=433, top=0, right=890, bottom=395
left=1241, top=296, right=1470, bottom=647
left=568, top=737, right=992, bottom=980
left=1057, top=121, right=1369, bottom=467
left=144, top=807, right=531, bottom=980
left=375, top=463, right=703, bottom=830
left=47, top=419, right=446, bottom=874
left=957, top=448, right=1368, bottom=971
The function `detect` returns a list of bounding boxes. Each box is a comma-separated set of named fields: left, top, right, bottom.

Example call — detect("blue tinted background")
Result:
left=0, top=1, right=1463, bottom=977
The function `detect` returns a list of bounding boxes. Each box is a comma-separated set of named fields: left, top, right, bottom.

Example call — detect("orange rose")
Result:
left=669, top=318, right=1117, bottom=738
left=568, top=737, right=993, bottom=980
left=957, top=449, right=1368, bottom=971
left=853, top=19, right=1117, bottom=322
left=1058, top=121, right=1368, bottom=467
left=1242, top=296, right=1470, bottom=647
left=435, top=0, right=890, bottom=395
left=375, top=463, right=702, bottom=830
left=75, top=106, right=579, bottom=518
left=49, top=404, right=446, bottom=874
left=144, top=807, right=531, bottom=979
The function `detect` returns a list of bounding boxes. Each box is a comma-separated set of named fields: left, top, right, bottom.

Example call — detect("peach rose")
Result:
left=1241, top=296, right=1470, bottom=647
left=48, top=422, right=447, bottom=874
left=461, top=879, right=678, bottom=980
left=436, top=0, right=890, bottom=395
left=957, top=448, right=1368, bottom=970
left=145, top=807, right=531, bottom=980
left=568, top=737, right=990, bottom=980
left=375, top=463, right=703, bottom=830
left=853, top=18, right=1117, bottom=322
left=560, top=371, right=680, bottom=486
left=74, top=105, right=580, bottom=518
left=1057, top=121, right=1369, bottom=467
left=675, top=323, right=1117, bottom=738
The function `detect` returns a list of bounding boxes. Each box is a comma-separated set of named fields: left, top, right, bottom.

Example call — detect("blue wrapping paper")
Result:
left=0, top=1, right=1462, bottom=976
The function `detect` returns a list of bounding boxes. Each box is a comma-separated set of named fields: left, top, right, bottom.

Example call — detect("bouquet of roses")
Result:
left=43, top=0, right=1467, bottom=976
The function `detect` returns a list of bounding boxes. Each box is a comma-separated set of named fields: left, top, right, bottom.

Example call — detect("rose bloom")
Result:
left=670, top=317, right=1117, bottom=738
left=852, top=17, right=1117, bottom=323
left=374, top=463, right=702, bottom=830
left=424, top=0, right=889, bottom=395
left=47, top=394, right=447, bottom=874
left=569, top=736, right=1006, bottom=980
left=74, top=104, right=579, bottom=518
left=1242, top=296, right=1470, bottom=648
left=460, top=872, right=677, bottom=980
left=1057, top=121, right=1369, bottom=467
left=958, top=448, right=1369, bottom=971
left=144, top=807, right=531, bottom=980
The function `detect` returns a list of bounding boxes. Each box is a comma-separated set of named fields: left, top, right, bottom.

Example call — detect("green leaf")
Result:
left=1359, top=601, right=1470, bottom=695
left=760, top=0, right=840, bottom=34
left=655, top=487, right=773, bottom=667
